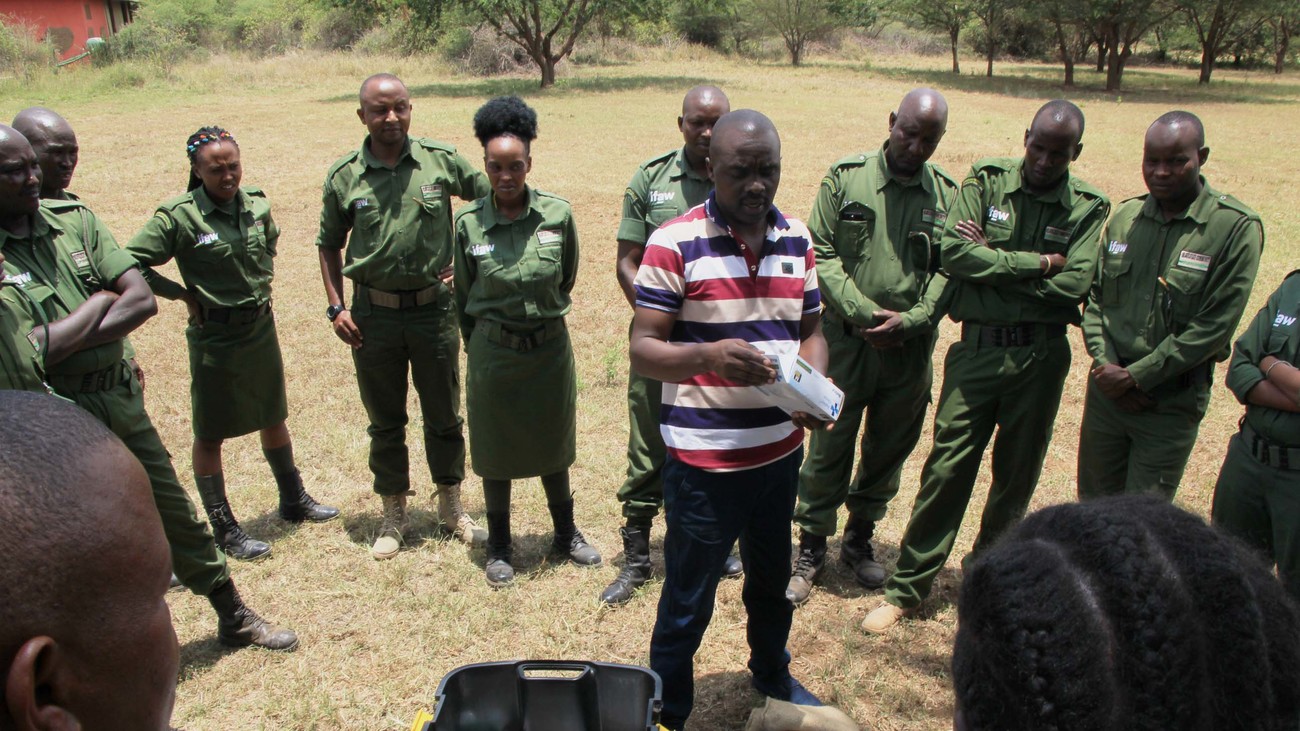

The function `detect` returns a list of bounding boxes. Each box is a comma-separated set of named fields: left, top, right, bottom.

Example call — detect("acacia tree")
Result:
left=970, top=0, right=1008, bottom=76
left=1090, top=0, right=1176, bottom=90
left=1175, top=0, right=1268, bottom=83
left=890, top=0, right=971, bottom=73
left=1265, top=0, right=1299, bottom=72
left=460, top=0, right=612, bottom=87
left=749, top=0, right=878, bottom=66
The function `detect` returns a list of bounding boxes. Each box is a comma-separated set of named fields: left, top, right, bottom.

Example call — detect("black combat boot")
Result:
left=275, top=469, right=340, bottom=523
left=195, top=473, right=270, bottom=561
left=207, top=579, right=298, bottom=651
left=485, top=511, right=514, bottom=588
left=548, top=499, right=602, bottom=566
left=599, top=521, right=652, bottom=605
left=841, top=514, right=886, bottom=589
left=785, top=531, right=827, bottom=606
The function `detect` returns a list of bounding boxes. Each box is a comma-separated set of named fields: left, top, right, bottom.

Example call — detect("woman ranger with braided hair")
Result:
left=953, top=495, right=1300, bottom=731
left=125, top=126, right=339, bottom=561
left=453, top=96, right=601, bottom=587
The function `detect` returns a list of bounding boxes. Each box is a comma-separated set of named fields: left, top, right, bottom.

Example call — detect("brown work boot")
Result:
left=840, top=515, right=886, bottom=589
left=208, top=579, right=298, bottom=651
left=861, top=601, right=907, bottom=635
left=785, top=531, right=827, bottom=606
left=434, top=482, right=487, bottom=546
left=371, top=493, right=410, bottom=560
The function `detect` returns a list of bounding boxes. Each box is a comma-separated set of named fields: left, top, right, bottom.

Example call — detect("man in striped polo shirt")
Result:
left=631, top=110, right=841, bottom=730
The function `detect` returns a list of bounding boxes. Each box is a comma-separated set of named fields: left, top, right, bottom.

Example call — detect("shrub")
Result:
left=0, top=15, right=56, bottom=82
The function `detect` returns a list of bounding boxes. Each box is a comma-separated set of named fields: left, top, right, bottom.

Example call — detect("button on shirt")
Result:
left=1084, top=179, right=1264, bottom=391
left=453, top=188, right=579, bottom=340
left=126, top=187, right=279, bottom=309
left=941, top=157, right=1109, bottom=326
left=809, top=144, right=959, bottom=335
left=0, top=202, right=137, bottom=376
left=317, top=136, right=489, bottom=291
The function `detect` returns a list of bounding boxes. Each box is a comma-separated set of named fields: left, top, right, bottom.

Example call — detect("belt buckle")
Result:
left=1007, top=328, right=1022, bottom=347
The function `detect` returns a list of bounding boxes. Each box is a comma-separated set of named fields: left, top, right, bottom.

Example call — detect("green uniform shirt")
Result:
left=1225, top=271, right=1300, bottom=446
left=617, top=147, right=712, bottom=245
left=0, top=282, right=50, bottom=392
left=0, top=201, right=137, bottom=376
left=316, top=136, right=489, bottom=291
left=126, top=187, right=279, bottom=308
left=941, top=157, right=1109, bottom=326
left=1084, top=180, right=1264, bottom=391
left=808, top=144, right=959, bottom=337
left=453, top=188, right=579, bottom=340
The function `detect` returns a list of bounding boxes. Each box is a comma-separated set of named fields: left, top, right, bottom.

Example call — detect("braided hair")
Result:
left=185, top=125, right=236, bottom=192
left=953, top=495, right=1300, bottom=731
left=472, top=96, right=537, bottom=151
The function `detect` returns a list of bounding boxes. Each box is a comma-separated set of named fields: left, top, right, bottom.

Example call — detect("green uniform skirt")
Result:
left=466, top=320, right=576, bottom=480
left=186, top=312, right=288, bottom=441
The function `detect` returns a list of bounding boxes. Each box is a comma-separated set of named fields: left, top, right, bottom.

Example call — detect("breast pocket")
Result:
left=192, top=238, right=233, bottom=265
left=474, top=255, right=511, bottom=298
left=983, top=221, right=1014, bottom=250
left=1100, top=256, right=1133, bottom=307
left=535, top=242, right=563, bottom=284
left=1166, top=266, right=1207, bottom=323
left=648, top=205, right=678, bottom=229
left=1267, top=321, right=1294, bottom=359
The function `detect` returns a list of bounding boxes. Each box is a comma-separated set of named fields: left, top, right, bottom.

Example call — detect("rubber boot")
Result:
left=276, top=469, right=340, bottom=523
left=599, top=521, right=652, bottom=605
left=195, top=473, right=270, bottom=561
left=785, top=531, right=827, bottom=606
left=207, top=578, right=298, bottom=651
left=840, top=515, right=885, bottom=589
left=435, top=482, right=487, bottom=546
left=371, top=493, right=409, bottom=560
left=485, top=511, right=514, bottom=588
left=548, top=499, right=602, bottom=566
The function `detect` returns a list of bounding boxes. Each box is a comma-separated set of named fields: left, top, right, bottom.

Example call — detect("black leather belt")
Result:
left=367, top=285, right=439, bottom=309
left=1242, top=421, right=1300, bottom=471
left=47, top=360, right=131, bottom=393
left=204, top=300, right=271, bottom=325
left=475, top=319, right=565, bottom=352
left=962, top=323, right=1066, bottom=347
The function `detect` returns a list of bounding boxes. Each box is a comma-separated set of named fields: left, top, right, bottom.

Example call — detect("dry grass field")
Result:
left=3, top=46, right=1299, bottom=730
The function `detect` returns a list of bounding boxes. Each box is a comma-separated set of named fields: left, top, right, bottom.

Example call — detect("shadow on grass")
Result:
left=688, top=670, right=761, bottom=730
left=323, top=74, right=715, bottom=103
left=178, top=635, right=240, bottom=679
left=240, top=510, right=303, bottom=547
left=861, top=62, right=1300, bottom=106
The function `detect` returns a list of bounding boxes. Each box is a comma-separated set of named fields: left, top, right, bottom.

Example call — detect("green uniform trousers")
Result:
left=1076, top=378, right=1210, bottom=500
left=61, top=370, right=229, bottom=595
left=618, top=360, right=666, bottom=521
left=1212, top=431, right=1300, bottom=604
left=350, top=287, right=465, bottom=496
left=885, top=332, right=1071, bottom=610
left=794, top=321, right=934, bottom=536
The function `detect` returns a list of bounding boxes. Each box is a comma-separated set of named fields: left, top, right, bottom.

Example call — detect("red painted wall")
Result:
left=1, top=0, right=112, bottom=60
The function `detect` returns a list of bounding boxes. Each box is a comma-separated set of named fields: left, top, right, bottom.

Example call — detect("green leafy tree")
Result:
left=970, top=0, right=1008, bottom=76
left=1264, top=0, right=1298, bottom=72
left=1090, top=0, right=1176, bottom=90
left=457, top=0, right=613, bottom=87
left=888, top=0, right=971, bottom=73
left=748, top=0, right=878, bottom=66
left=1174, top=0, right=1268, bottom=82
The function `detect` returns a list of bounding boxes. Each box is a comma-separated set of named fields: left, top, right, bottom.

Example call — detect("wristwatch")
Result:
left=326, top=304, right=346, bottom=322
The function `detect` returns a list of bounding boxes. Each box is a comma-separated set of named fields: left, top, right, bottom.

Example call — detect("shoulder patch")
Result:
left=416, top=137, right=457, bottom=154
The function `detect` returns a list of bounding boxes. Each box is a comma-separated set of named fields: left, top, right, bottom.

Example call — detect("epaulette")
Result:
left=416, top=137, right=458, bottom=155
left=324, top=150, right=362, bottom=179
left=535, top=189, right=571, bottom=205
left=1284, top=269, right=1300, bottom=282
left=930, top=163, right=960, bottom=190
left=972, top=157, right=1014, bottom=174
left=453, top=198, right=485, bottom=222
left=155, top=191, right=196, bottom=213
left=639, top=148, right=679, bottom=172
left=41, top=198, right=86, bottom=213
left=1119, top=193, right=1148, bottom=206
left=1213, top=192, right=1260, bottom=221
left=244, top=187, right=267, bottom=199
left=1068, top=175, right=1107, bottom=201
left=832, top=152, right=872, bottom=170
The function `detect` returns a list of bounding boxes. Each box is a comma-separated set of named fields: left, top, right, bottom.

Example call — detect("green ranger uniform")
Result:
left=454, top=188, right=579, bottom=480
left=1079, top=180, right=1263, bottom=498
left=127, top=186, right=288, bottom=441
left=884, top=157, right=1109, bottom=610
left=1212, top=271, right=1300, bottom=603
left=0, top=282, right=51, bottom=393
left=0, top=200, right=229, bottom=594
left=317, top=136, right=489, bottom=496
left=795, top=145, right=958, bottom=537
left=616, top=147, right=712, bottom=519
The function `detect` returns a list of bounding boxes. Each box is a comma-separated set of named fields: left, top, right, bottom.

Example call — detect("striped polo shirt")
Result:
left=634, top=194, right=821, bottom=472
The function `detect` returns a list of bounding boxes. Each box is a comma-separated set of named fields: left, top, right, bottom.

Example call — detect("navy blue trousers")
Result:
left=650, top=447, right=802, bottom=729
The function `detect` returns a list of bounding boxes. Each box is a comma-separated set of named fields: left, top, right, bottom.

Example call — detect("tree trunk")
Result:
left=539, top=57, right=556, bottom=87
left=790, top=39, right=802, bottom=66
left=1105, top=36, right=1124, bottom=90
left=950, top=27, right=961, bottom=73
left=1276, top=21, right=1291, bottom=74
left=1055, top=19, right=1074, bottom=87
left=986, top=47, right=994, bottom=76
left=1096, top=39, right=1106, bottom=72
left=1198, top=51, right=1214, bottom=83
